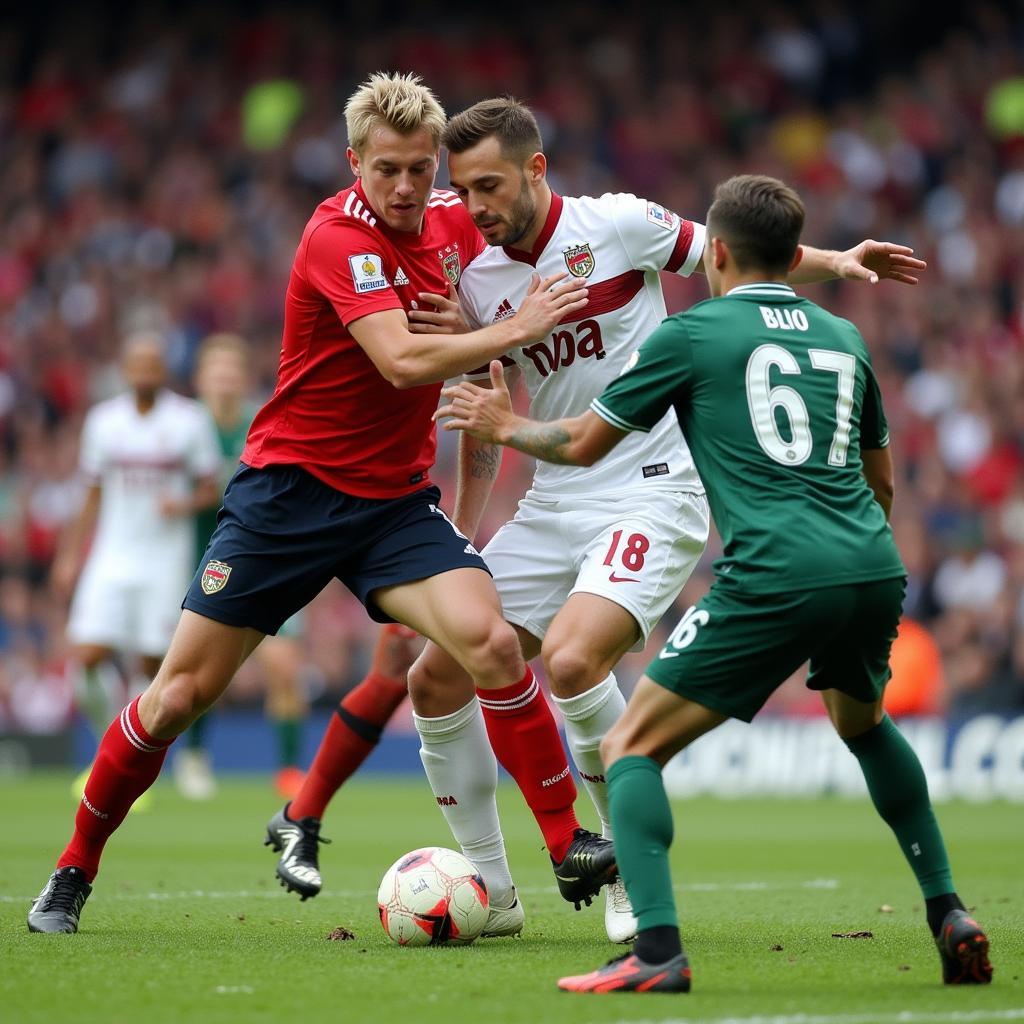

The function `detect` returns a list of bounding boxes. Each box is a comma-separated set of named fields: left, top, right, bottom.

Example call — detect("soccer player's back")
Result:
left=601, top=283, right=904, bottom=593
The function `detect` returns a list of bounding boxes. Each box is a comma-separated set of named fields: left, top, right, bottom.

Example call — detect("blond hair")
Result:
left=344, top=72, right=446, bottom=154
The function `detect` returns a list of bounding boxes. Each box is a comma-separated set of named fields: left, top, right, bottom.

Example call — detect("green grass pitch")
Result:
left=1, top=773, right=1021, bottom=1024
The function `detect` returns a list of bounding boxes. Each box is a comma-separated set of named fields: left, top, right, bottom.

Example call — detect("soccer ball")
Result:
left=377, top=847, right=489, bottom=947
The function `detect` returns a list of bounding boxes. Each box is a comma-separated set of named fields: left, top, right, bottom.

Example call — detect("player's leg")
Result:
left=288, top=622, right=417, bottom=820
left=28, top=611, right=263, bottom=933
left=267, top=622, right=420, bottom=901
left=558, top=676, right=723, bottom=993
left=406, top=628, right=540, bottom=934
left=376, top=570, right=589, bottom=868
left=545, top=490, right=709, bottom=938
left=256, top=621, right=310, bottom=799
left=70, top=644, right=125, bottom=743
left=814, top=579, right=992, bottom=984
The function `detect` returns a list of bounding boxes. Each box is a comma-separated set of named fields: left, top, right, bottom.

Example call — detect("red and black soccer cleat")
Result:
left=936, top=909, right=993, bottom=985
left=557, top=950, right=692, bottom=994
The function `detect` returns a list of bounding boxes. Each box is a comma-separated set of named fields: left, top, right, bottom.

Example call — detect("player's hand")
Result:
left=435, top=361, right=516, bottom=443
left=835, top=240, right=927, bottom=285
left=408, top=283, right=470, bottom=335
left=512, top=272, right=589, bottom=340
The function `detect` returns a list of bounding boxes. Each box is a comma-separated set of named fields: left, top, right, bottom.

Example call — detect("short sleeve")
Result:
left=77, top=407, right=107, bottom=480
left=303, top=218, right=403, bottom=326
left=607, top=193, right=706, bottom=277
left=858, top=349, right=889, bottom=450
left=187, top=406, right=225, bottom=478
left=591, top=318, right=692, bottom=433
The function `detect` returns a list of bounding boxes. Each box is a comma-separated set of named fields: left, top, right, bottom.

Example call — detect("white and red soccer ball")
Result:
left=377, top=847, right=488, bottom=947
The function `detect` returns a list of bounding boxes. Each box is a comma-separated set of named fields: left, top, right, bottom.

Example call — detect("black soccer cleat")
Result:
left=27, top=867, right=92, bottom=933
left=558, top=949, right=692, bottom=993
left=264, top=803, right=331, bottom=901
left=551, top=829, right=618, bottom=910
left=936, top=909, right=993, bottom=984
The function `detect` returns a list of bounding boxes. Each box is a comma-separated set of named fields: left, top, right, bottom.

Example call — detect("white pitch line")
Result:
left=613, top=1011, right=1024, bottom=1024
left=1, top=878, right=839, bottom=904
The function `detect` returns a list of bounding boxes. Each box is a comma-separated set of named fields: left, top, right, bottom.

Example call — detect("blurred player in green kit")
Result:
left=437, top=175, right=993, bottom=994
left=179, top=334, right=310, bottom=800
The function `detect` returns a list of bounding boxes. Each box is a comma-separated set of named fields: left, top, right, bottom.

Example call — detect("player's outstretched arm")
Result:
left=51, top=483, right=101, bottom=599
left=350, top=273, right=588, bottom=389
left=790, top=240, right=927, bottom=285
left=435, top=361, right=627, bottom=467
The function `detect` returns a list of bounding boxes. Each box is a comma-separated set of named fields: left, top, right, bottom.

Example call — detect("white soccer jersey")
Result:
left=458, top=192, right=707, bottom=497
left=78, top=389, right=221, bottom=571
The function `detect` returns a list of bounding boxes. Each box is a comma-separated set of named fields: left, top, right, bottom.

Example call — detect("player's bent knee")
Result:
left=460, top=619, right=522, bottom=683
left=542, top=643, right=599, bottom=698
left=143, top=676, right=215, bottom=737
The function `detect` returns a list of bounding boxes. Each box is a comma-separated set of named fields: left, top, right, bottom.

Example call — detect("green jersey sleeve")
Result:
left=590, top=318, right=692, bottom=433
left=857, top=344, right=889, bottom=450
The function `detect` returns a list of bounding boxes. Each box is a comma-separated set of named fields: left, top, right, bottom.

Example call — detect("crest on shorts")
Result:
left=201, top=560, right=232, bottom=595
left=563, top=243, right=595, bottom=278
left=439, top=245, right=461, bottom=285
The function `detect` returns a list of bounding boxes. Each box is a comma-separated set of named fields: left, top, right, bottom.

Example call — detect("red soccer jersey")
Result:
left=242, top=181, right=484, bottom=498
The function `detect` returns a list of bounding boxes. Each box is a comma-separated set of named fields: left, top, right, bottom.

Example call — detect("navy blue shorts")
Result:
left=183, top=464, right=489, bottom=635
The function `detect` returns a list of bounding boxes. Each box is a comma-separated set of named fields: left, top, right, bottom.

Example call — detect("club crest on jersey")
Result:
left=563, top=243, right=595, bottom=278
left=438, top=244, right=461, bottom=285
left=348, top=253, right=388, bottom=293
left=201, top=560, right=232, bottom=595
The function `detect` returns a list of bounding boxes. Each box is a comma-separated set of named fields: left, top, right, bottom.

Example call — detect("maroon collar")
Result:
left=503, top=192, right=563, bottom=266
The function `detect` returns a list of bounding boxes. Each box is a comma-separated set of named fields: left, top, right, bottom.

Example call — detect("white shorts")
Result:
left=482, top=489, right=709, bottom=650
left=67, top=556, right=191, bottom=658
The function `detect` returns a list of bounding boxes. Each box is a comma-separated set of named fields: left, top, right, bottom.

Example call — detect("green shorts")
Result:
left=646, top=577, right=906, bottom=722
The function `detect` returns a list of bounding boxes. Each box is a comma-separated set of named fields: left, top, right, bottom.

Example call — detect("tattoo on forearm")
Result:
left=507, top=424, right=575, bottom=464
left=468, top=444, right=501, bottom=479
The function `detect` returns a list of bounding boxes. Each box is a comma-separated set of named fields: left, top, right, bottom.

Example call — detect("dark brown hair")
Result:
left=442, top=97, right=542, bottom=162
left=707, top=175, right=805, bottom=274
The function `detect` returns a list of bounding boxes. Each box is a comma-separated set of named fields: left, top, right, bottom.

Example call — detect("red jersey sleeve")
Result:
left=303, top=218, right=404, bottom=326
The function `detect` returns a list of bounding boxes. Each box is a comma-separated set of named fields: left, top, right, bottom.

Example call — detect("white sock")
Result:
left=414, top=698, right=515, bottom=905
left=552, top=673, right=626, bottom=838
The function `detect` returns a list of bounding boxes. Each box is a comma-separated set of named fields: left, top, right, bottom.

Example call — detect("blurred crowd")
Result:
left=2, top=0, right=1024, bottom=733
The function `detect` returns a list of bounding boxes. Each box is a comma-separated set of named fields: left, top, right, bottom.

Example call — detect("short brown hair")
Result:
left=707, top=175, right=805, bottom=274
left=442, top=97, right=542, bottom=162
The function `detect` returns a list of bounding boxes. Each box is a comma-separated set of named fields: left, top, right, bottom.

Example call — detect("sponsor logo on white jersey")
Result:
left=646, top=201, right=676, bottom=229
left=492, top=298, right=516, bottom=322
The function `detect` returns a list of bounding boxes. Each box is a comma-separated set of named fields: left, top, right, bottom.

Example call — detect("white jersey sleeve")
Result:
left=77, top=405, right=109, bottom=481
left=607, top=193, right=706, bottom=278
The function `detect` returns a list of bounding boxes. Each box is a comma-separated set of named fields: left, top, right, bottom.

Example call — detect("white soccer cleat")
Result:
left=173, top=748, right=217, bottom=801
left=480, top=887, right=525, bottom=938
left=604, top=876, right=638, bottom=944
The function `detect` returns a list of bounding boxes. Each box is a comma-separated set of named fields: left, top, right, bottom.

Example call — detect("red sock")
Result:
left=57, top=698, right=173, bottom=881
left=288, top=626, right=413, bottom=820
left=477, top=667, right=579, bottom=862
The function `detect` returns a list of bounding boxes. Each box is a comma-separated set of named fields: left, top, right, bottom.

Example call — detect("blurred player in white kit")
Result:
left=52, top=332, right=221, bottom=761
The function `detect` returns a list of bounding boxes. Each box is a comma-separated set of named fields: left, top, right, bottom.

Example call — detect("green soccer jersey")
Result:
left=195, top=402, right=258, bottom=563
left=591, top=282, right=905, bottom=594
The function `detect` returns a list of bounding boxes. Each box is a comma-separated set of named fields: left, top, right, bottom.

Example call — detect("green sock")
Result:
left=276, top=719, right=303, bottom=767
left=843, top=715, right=954, bottom=899
left=607, top=755, right=678, bottom=930
left=186, top=712, right=209, bottom=751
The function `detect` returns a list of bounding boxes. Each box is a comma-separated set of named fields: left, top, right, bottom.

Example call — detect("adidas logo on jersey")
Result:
left=394, top=266, right=410, bottom=287
left=493, top=298, right=515, bottom=322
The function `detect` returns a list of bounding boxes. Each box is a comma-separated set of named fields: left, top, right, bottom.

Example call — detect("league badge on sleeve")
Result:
left=563, top=243, right=595, bottom=278
left=201, top=560, right=232, bottom=595
left=349, top=253, right=389, bottom=293
left=646, top=202, right=677, bottom=230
